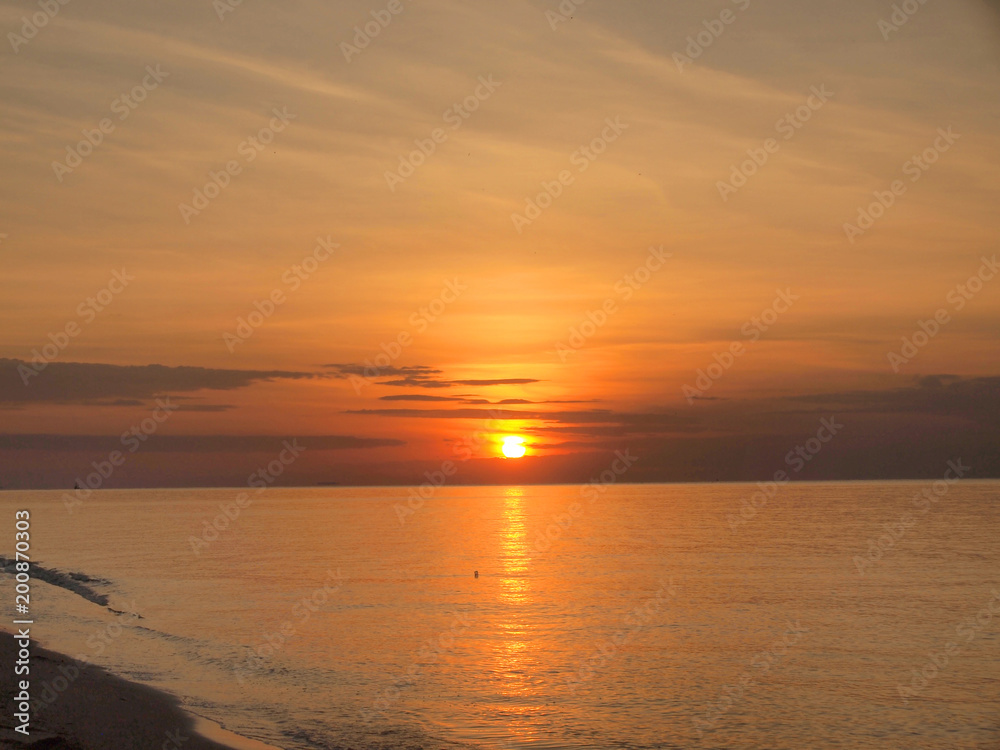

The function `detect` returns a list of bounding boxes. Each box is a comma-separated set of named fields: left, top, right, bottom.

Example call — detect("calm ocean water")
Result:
left=3, top=482, right=999, bottom=749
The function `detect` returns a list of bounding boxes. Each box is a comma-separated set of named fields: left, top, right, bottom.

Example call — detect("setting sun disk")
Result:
left=501, top=436, right=527, bottom=459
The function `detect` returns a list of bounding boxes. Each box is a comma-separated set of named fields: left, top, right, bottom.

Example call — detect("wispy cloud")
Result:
left=326, top=363, right=541, bottom=389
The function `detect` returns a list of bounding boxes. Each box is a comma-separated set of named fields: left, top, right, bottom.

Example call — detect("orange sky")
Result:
left=1, top=0, right=999, bottom=488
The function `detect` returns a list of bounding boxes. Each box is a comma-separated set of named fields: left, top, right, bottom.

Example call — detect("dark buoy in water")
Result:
left=474, top=570, right=479, bottom=579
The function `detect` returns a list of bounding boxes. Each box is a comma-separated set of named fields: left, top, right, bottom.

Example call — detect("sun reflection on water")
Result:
left=499, top=487, right=531, bottom=603
left=490, top=487, right=548, bottom=744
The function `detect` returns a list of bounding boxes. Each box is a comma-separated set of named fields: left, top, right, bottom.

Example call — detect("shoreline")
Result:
left=0, top=630, right=281, bottom=750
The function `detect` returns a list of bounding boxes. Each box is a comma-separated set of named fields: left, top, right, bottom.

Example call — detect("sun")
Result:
left=501, top=436, right=527, bottom=459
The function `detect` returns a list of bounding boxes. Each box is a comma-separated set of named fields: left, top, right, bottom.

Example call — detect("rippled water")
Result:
left=3, top=481, right=999, bottom=749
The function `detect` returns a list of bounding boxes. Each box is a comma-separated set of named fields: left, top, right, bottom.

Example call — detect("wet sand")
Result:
left=0, top=630, right=275, bottom=750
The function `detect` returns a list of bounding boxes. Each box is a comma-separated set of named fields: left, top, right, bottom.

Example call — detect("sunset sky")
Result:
left=1, top=0, right=999, bottom=488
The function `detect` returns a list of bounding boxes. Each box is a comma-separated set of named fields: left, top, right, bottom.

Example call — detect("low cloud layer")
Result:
left=0, top=434, right=404, bottom=452
left=0, top=359, right=319, bottom=405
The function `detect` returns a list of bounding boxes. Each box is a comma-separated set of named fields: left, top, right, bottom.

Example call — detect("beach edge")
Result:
left=0, top=629, right=282, bottom=750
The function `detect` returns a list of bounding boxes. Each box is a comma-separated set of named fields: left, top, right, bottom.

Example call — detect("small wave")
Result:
left=0, top=556, right=133, bottom=614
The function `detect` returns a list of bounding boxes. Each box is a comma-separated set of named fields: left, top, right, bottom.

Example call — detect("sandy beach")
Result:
left=0, top=631, right=272, bottom=750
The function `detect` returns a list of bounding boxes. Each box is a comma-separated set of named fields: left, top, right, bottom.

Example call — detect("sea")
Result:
left=2, top=481, right=998, bottom=749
